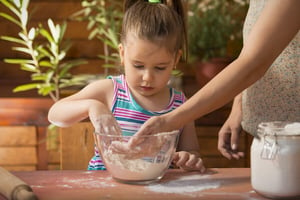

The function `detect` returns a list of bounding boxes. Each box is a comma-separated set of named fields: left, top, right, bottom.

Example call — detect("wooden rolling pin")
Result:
left=0, top=167, right=37, bottom=200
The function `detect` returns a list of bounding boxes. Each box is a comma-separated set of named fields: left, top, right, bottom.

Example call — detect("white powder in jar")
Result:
left=251, top=128, right=300, bottom=198
left=284, top=122, right=300, bottom=135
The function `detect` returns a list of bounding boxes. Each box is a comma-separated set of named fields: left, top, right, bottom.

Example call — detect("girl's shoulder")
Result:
left=88, top=78, right=114, bottom=89
left=80, top=78, right=114, bottom=99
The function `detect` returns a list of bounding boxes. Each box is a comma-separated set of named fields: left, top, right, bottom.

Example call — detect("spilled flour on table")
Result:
left=146, top=174, right=221, bottom=197
left=60, top=176, right=116, bottom=189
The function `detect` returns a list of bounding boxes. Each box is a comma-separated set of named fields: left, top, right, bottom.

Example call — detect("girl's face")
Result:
left=119, top=34, right=182, bottom=98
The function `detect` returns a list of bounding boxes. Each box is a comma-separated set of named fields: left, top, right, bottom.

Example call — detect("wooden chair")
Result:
left=59, top=122, right=95, bottom=170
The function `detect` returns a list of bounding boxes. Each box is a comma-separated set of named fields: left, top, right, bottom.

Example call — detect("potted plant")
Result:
left=187, top=0, right=249, bottom=87
left=71, top=0, right=123, bottom=79
left=0, top=0, right=90, bottom=102
left=0, top=0, right=96, bottom=160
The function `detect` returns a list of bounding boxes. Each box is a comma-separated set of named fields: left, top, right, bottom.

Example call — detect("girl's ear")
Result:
left=119, top=43, right=124, bottom=65
left=174, top=50, right=183, bottom=66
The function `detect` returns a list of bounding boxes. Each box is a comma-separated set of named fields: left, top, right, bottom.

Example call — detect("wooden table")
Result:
left=0, top=168, right=270, bottom=200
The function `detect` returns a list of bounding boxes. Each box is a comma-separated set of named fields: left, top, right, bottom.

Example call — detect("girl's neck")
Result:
left=129, top=86, right=171, bottom=112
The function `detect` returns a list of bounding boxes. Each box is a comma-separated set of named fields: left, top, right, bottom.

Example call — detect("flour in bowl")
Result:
left=103, top=149, right=171, bottom=181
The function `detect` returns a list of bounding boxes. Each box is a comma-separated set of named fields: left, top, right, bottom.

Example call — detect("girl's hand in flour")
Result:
left=172, top=151, right=205, bottom=173
left=88, top=102, right=122, bottom=135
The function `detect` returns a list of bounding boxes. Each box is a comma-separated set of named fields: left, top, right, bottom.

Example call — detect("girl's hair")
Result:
left=121, top=0, right=187, bottom=61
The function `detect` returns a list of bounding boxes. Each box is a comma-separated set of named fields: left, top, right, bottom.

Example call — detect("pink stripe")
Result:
left=115, top=110, right=149, bottom=120
left=89, top=160, right=104, bottom=164
left=118, top=93, right=129, bottom=99
left=116, top=112, right=149, bottom=121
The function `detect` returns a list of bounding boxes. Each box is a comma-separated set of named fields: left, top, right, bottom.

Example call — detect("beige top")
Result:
left=242, top=0, right=300, bottom=135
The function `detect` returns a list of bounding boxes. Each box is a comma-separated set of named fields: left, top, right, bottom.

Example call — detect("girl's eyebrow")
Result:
left=156, top=61, right=172, bottom=65
left=132, top=59, right=172, bottom=65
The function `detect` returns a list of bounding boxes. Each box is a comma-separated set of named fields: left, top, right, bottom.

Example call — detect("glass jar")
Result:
left=251, top=121, right=300, bottom=199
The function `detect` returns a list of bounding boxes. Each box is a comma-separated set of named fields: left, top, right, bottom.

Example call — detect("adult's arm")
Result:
left=136, top=0, right=300, bottom=136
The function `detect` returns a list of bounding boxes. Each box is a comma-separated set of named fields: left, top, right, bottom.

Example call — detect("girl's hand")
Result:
left=88, top=100, right=121, bottom=135
left=172, top=151, right=205, bottom=173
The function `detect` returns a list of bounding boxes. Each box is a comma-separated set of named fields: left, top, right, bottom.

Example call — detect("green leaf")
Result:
left=18, top=32, right=28, bottom=42
left=37, top=45, right=52, bottom=58
left=13, top=83, right=39, bottom=92
left=39, top=28, right=54, bottom=43
left=20, top=63, right=38, bottom=72
left=60, top=40, right=72, bottom=53
left=49, top=42, right=58, bottom=57
left=88, top=28, right=98, bottom=40
left=32, top=74, right=47, bottom=81
left=39, top=60, right=53, bottom=67
left=59, top=21, right=67, bottom=42
left=0, top=13, right=22, bottom=27
left=102, top=63, right=118, bottom=69
left=58, top=51, right=66, bottom=61
left=12, top=46, right=31, bottom=55
left=45, top=70, right=54, bottom=83
left=38, top=85, right=54, bottom=96
left=4, top=58, right=34, bottom=64
left=98, top=54, right=119, bottom=63
left=20, top=9, right=28, bottom=27
left=0, top=36, right=26, bottom=45
left=171, top=69, right=183, bottom=77
left=106, top=28, right=119, bottom=47
left=28, top=27, right=36, bottom=40
left=59, top=59, right=87, bottom=76
left=58, top=78, right=86, bottom=88
left=48, top=19, right=59, bottom=42
left=21, top=0, right=30, bottom=12
left=0, top=0, right=21, bottom=19
left=14, top=0, right=21, bottom=8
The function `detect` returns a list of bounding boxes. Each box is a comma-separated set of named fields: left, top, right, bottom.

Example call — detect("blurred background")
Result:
left=0, top=0, right=252, bottom=171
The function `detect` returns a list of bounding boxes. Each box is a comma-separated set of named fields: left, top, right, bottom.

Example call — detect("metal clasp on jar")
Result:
left=260, top=132, right=279, bottom=160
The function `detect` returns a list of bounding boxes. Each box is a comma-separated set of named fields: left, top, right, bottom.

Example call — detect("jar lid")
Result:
left=258, top=121, right=300, bottom=136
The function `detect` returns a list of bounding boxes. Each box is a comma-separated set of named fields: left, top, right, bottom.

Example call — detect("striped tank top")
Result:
left=88, top=74, right=186, bottom=170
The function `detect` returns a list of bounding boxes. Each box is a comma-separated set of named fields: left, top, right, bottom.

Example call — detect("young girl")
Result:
left=48, top=0, right=205, bottom=172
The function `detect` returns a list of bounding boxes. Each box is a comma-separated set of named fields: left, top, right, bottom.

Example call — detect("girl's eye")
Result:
left=155, top=66, right=167, bottom=71
left=133, top=64, right=144, bottom=69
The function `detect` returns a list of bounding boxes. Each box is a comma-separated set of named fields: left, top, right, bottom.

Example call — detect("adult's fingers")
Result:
left=128, top=117, right=162, bottom=147
left=230, top=129, right=245, bottom=159
left=218, top=130, right=233, bottom=160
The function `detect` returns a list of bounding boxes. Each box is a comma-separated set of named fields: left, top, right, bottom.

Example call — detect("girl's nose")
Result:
left=142, top=70, right=153, bottom=82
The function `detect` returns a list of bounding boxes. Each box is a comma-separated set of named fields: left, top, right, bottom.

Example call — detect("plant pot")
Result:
left=194, top=57, right=231, bottom=88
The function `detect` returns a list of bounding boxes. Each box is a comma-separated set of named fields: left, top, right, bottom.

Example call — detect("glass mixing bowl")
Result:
left=94, top=130, right=179, bottom=184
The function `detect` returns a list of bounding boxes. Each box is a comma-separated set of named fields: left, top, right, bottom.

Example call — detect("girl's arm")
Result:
left=48, top=79, right=114, bottom=127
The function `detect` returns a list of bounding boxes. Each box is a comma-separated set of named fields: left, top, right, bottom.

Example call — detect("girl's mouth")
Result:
left=140, top=86, right=154, bottom=91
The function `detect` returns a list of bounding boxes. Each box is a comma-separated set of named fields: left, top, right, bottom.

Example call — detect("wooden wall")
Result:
left=0, top=98, right=55, bottom=170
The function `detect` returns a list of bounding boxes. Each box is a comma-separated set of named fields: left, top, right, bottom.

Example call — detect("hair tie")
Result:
left=149, top=0, right=161, bottom=3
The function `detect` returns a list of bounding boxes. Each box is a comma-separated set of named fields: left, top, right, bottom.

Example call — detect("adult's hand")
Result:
left=128, top=115, right=171, bottom=147
left=218, top=119, right=244, bottom=160
left=218, top=94, right=244, bottom=160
